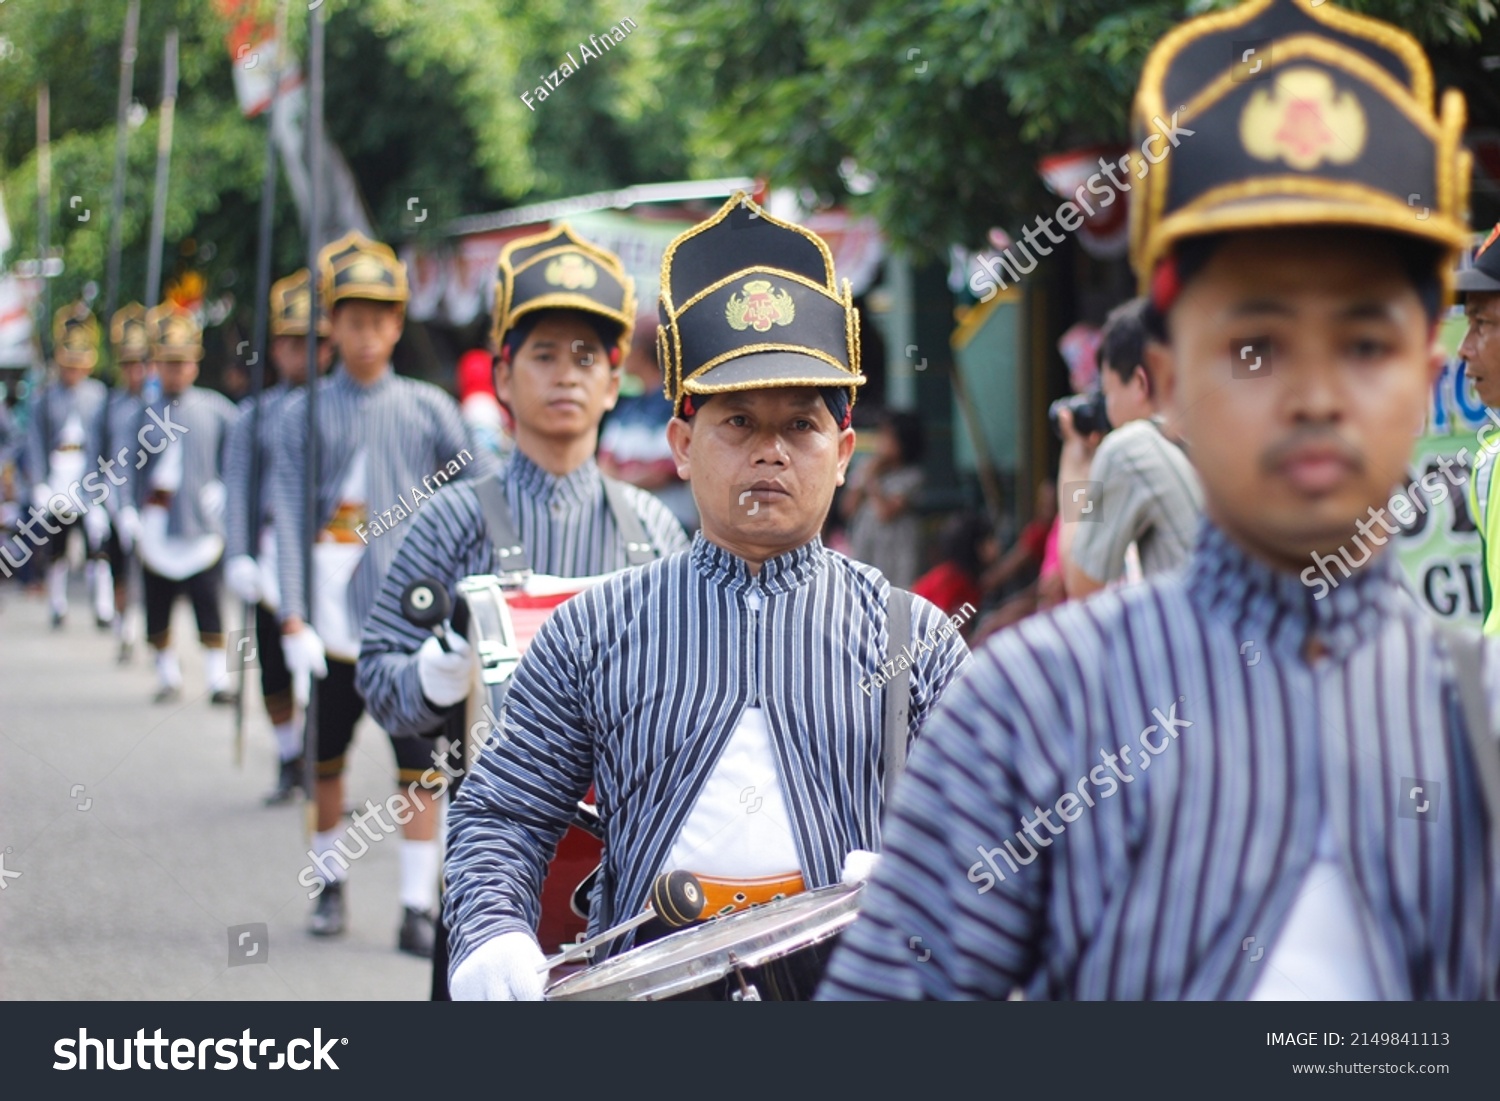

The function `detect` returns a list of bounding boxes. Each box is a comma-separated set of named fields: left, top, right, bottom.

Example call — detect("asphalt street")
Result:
left=0, top=567, right=431, bottom=999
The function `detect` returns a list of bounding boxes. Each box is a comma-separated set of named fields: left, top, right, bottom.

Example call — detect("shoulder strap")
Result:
left=1443, top=627, right=1500, bottom=854
left=471, top=473, right=530, bottom=573
left=882, top=586, right=914, bottom=799
left=600, top=474, right=660, bottom=565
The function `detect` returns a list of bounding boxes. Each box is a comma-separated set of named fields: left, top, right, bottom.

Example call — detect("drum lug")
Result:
left=727, top=953, right=761, bottom=1001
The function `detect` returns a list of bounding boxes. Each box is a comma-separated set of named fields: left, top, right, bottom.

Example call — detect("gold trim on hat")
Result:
left=658, top=191, right=861, bottom=415
left=491, top=223, right=635, bottom=356
left=1130, top=0, right=1468, bottom=296
left=317, top=230, right=409, bottom=308
left=680, top=343, right=868, bottom=393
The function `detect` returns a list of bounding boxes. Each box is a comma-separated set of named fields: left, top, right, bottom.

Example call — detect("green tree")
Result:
left=655, top=0, right=1500, bottom=259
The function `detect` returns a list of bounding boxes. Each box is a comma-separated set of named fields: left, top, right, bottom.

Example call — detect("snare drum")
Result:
left=544, top=883, right=863, bottom=1001
left=456, top=574, right=605, bottom=954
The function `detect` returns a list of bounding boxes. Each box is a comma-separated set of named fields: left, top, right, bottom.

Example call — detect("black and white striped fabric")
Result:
left=97, top=387, right=144, bottom=519
left=271, top=365, right=500, bottom=630
left=443, top=534, right=972, bottom=973
left=222, top=383, right=292, bottom=560
left=24, top=377, right=108, bottom=489
left=121, top=387, right=239, bottom=539
left=818, top=521, right=1500, bottom=1001
left=356, top=451, right=688, bottom=738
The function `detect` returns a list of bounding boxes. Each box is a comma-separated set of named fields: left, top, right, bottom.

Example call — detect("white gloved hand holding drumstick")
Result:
left=450, top=931, right=548, bottom=1001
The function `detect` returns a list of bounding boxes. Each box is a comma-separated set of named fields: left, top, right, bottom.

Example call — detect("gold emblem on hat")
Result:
left=544, top=254, right=598, bottom=290
left=1241, top=68, right=1366, bottom=171
left=345, top=256, right=392, bottom=286
left=725, top=279, right=795, bottom=332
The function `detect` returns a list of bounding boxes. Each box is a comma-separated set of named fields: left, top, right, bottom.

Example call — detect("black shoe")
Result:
left=398, top=907, right=435, bottom=958
left=153, top=684, right=182, bottom=704
left=310, top=881, right=346, bottom=936
left=264, top=758, right=304, bottom=806
left=50, top=611, right=64, bottom=630
left=209, top=688, right=239, bottom=706
left=117, top=640, right=133, bottom=665
left=95, top=614, right=113, bottom=632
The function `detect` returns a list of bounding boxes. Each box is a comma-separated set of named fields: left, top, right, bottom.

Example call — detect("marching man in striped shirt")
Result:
left=273, top=232, right=499, bottom=954
left=25, top=303, right=108, bottom=629
left=357, top=226, right=689, bottom=992
left=222, top=270, right=334, bottom=804
left=99, top=305, right=151, bottom=663
left=116, top=305, right=241, bottom=705
left=442, top=193, right=971, bottom=1000
left=820, top=0, right=1500, bottom=1001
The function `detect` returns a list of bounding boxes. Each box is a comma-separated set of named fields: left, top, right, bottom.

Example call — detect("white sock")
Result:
left=273, top=718, right=302, bottom=762
left=92, top=561, right=114, bottom=622
left=313, top=829, right=348, bottom=885
left=47, top=560, right=68, bottom=615
left=154, top=648, right=182, bottom=688
left=399, top=839, right=440, bottom=912
left=119, top=610, right=137, bottom=643
left=203, top=648, right=228, bottom=692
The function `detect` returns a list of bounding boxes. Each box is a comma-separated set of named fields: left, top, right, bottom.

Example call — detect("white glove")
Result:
left=417, top=631, right=473, bottom=708
left=31, top=482, right=52, bottom=509
left=841, top=849, right=881, bottom=885
left=224, top=555, right=263, bottom=604
left=116, top=506, right=142, bottom=554
left=199, top=479, right=227, bottom=523
left=282, top=625, right=328, bottom=707
left=450, top=931, right=548, bottom=1001
left=83, top=504, right=110, bottom=548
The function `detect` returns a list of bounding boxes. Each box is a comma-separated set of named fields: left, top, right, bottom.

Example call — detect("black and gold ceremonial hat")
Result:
left=1129, top=0, right=1471, bottom=297
left=53, top=302, right=100, bottom=370
left=659, top=192, right=865, bottom=417
left=270, top=268, right=331, bottom=337
left=110, top=303, right=150, bottom=364
left=1456, top=224, right=1500, bottom=295
left=146, top=302, right=204, bottom=362
left=317, top=230, right=409, bottom=308
left=491, top=223, right=635, bottom=357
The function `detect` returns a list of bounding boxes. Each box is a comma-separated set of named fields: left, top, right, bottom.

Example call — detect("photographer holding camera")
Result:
left=1054, top=297, right=1202, bottom=599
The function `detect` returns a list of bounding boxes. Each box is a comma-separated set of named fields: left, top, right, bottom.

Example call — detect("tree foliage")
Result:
left=654, top=0, right=1500, bottom=259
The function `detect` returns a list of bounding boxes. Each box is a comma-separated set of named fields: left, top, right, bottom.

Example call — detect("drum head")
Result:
left=545, top=884, right=862, bottom=1001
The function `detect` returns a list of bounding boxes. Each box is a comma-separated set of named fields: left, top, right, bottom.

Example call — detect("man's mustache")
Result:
left=1258, top=425, right=1366, bottom=475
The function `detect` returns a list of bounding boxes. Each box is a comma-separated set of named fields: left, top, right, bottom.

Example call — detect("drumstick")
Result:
left=400, top=577, right=453, bottom=652
left=538, top=869, right=705, bottom=973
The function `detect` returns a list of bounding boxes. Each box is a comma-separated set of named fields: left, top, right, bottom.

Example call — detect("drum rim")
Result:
left=544, top=883, right=863, bottom=1002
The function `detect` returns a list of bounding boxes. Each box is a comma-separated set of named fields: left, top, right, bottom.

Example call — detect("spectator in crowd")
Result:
left=1057, top=297, right=1203, bottom=598
left=910, top=511, right=994, bottom=620
left=841, top=409, right=925, bottom=587
left=598, top=314, right=697, bottom=532
left=456, top=346, right=512, bottom=463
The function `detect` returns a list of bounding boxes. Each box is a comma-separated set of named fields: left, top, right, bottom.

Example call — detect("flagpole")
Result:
left=238, top=0, right=289, bottom=768
left=144, top=29, right=178, bottom=308
left=102, top=0, right=140, bottom=330
left=301, top=0, right=325, bottom=815
left=35, top=83, right=50, bottom=361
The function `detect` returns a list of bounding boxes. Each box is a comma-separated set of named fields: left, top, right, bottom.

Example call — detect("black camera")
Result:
left=1049, top=390, right=1111, bottom=439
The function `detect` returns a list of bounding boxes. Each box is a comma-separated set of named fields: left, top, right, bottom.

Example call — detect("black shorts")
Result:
left=254, top=602, right=293, bottom=715
left=44, top=512, right=84, bottom=564
left=315, top=658, right=443, bottom=788
left=104, top=523, right=131, bottom=579
left=143, top=563, right=225, bottom=648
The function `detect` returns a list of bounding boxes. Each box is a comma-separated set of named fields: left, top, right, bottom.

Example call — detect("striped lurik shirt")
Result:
left=121, top=387, right=239, bottom=539
left=98, top=387, right=143, bottom=521
left=356, top=450, right=689, bottom=738
left=443, top=534, right=972, bottom=971
left=271, top=365, right=499, bottom=629
left=819, top=521, right=1500, bottom=1000
left=1070, top=417, right=1203, bottom=582
left=223, top=383, right=293, bottom=561
left=25, top=377, right=108, bottom=490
